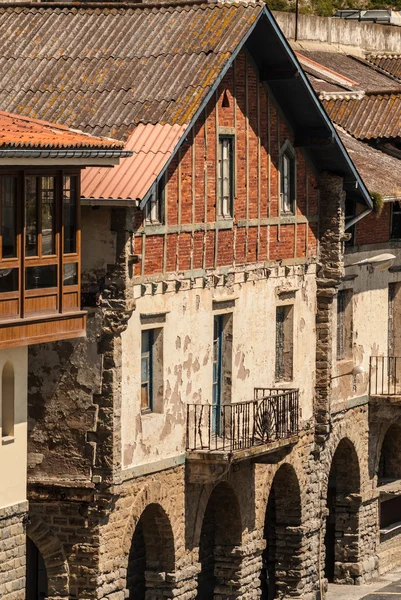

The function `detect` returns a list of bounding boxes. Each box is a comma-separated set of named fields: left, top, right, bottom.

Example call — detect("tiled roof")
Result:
left=299, top=50, right=401, bottom=93
left=322, top=94, right=401, bottom=140
left=0, top=2, right=263, bottom=140
left=366, top=54, right=401, bottom=81
left=337, top=127, right=401, bottom=199
left=0, top=110, right=124, bottom=149
left=81, top=123, right=185, bottom=201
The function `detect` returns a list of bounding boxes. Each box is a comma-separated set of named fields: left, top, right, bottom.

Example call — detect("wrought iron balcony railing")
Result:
left=370, top=356, right=401, bottom=396
left=186, top=387, right=299, bottom=453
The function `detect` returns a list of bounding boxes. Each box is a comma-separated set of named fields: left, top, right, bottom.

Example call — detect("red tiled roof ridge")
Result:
left=295, top=51, right=359, bottom=86
left=0, top=110, right=125, bottom=149
left=367, top=53, right=401, bottom=59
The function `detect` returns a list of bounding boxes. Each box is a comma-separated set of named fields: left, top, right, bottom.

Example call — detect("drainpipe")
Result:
left=345, top=207, right=372, bottom=230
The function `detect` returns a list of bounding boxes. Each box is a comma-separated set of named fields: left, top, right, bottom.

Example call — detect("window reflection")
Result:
left=26, top=265, right=57, bottom=290
left=63, top=263, right=77, bottom=286
left=41, top=177, right=55, bottom=255
left=25, top=177, right=38, bottom=257
left=63, top=176, right=77, bottom=254
left=1, top=177, right=17, bottom=259
left=0, top=268, right=18, bottom=294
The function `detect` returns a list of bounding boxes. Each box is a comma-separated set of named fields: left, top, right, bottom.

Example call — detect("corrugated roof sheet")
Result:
left=81, top=122, right=185, bottom=200
left=337, top=126, right=401, bottom=199
left=322, top=94, right=401, bottom=140
left=366, top=54, right=401, bottom=81
left=0, top=2, right=262, bottom=139
left=0, top=109, right=124, bottom=149
left=300, top=50, right=401, bottom=93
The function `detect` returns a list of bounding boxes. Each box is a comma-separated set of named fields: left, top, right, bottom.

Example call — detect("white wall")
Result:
left=0, top=346, right=27, bottom=509
left=121, top=266, right=317, bottom=471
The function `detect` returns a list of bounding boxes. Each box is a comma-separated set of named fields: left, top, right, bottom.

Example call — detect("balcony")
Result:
left=186, top=388, right=299, bottom=482
left=369, top=357, right=401, bottom=419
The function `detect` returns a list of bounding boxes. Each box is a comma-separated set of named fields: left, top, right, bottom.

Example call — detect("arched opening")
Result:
left=378, top=423, right=401, bottom=530
left=196, top=482, right=242, bottom=599
left=261, top=464, right=302, bottom=600
left=26, top=536, right=48, bottom=600
left=324, top=438, right=361, bottom=584
left=1, top=361, right=14, bottom=437
left=126, top=503, right=175, bottom=600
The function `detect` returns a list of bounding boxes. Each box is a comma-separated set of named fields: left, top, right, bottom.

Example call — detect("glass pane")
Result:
left=141, top=330, right=150, bottom=354
left=1, top=177, right=17, bottom=259
left=0, top=268, right=18, bottom=293
left=26, top=265, right=57, bottom=290
left=41, top=177, right=55, bottom=255
left=392, top=210, right=401, bottom=239
left=63, top=175, right=77, bottom=253
left=141, top=384, right=149, bottom=410
left=141, top=356, right=149, bottom=383
left=63, top=263, right=78, bottom=286
left=25, top=177, right=38, bottom=257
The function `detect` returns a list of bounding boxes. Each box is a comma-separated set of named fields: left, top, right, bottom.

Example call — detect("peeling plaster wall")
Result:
left=330, top=247, right=401, bottom=408
left=0, top=346, right=27, bottom=509
left=121, top=266, right=317, bottom=471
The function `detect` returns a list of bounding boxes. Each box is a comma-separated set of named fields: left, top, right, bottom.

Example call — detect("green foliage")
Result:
left=371, top=191, right=385, bottom=217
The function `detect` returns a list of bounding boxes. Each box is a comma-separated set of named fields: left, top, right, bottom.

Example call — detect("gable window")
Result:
left=275, top=305, right=294, bottom=381
left=280, top=142, right=296, bottom=215
left=145, top=176, right=165, bottom=225
left=218, top=135, right=234, bottom=219
left=391, top=202, right=401, bottom=240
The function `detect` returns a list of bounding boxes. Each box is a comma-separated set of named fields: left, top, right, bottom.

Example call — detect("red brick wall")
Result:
left=134, top=51, right=319, bottom=277
left=356, top=205, right=391, bottom=246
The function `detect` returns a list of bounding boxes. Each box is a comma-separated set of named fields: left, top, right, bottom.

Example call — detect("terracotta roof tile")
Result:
left=0, top=110, right=124, bottom=149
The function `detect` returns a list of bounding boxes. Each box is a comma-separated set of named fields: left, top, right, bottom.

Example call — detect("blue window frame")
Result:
left=141, top=329, right=154, bottom=412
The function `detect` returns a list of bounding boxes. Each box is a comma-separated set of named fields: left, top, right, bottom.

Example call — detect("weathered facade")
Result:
left=3, top=3, right=401, bottom=600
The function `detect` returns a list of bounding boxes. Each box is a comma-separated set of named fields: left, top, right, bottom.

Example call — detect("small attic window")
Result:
left=145, top=175, right=165, bottom=225
left=280, top=141, right=296, bottom=215
left=222, top=90, right=230, bottom=108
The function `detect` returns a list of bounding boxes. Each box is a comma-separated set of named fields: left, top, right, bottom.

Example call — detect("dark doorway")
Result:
left=196, top=482, right=242, bottom=599
left=324, top=438, right=361, bottom=584
left=126, top=503, right=175, bottom=600
left=261, top=464, right=302, bottom=600
left=26, top=537, right=48, bottom=600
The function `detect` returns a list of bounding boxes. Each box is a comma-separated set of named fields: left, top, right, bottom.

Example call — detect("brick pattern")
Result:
left=132, top=51, right=319, bottom=278
left=0, top=501, right=27, bottom=600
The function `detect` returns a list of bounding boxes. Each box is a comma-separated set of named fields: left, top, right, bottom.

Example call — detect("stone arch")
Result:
left=27, top=514, right=69, bottom=598
left=324, top=437, right=362, bottom=584
left=196, top=481, right=242, bottom=599
left=377, top=423, right=401, bottom=482
left=261, top=463, right=303, bottom=600
left=126, top=503, right=175, bottom=600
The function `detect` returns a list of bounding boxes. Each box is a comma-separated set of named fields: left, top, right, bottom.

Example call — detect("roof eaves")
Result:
left=260, top=6, right=373, bottom=210
left=139, top=2, right=265, bottom=210
left=0, top=147, right=133, bottom=158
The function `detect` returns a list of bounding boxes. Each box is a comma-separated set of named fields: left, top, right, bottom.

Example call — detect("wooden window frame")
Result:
left=336, top=289, right=353, bottom=361
left=217, top=134, right=235, bottom=220
left=279, top=140, right=296, bottom=216
left=275, top=304, right=294, bottom=381
left=144, top=175, right=165, bottom=226
left=0, top=168, right=81, bottom=321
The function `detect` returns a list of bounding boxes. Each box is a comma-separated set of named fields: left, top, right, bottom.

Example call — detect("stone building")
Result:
left=1, top=2, right=400, bottom=600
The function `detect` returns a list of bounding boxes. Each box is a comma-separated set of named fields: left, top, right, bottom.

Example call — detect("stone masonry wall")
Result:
left=0, top=500, right=28, bottom=600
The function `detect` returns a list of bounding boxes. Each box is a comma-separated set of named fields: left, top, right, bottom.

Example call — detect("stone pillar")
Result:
left=0, top=501, right=27, bottom=600
left=237, top=539, right=264, bottom=599
left=214, top=545, right=243, bottom=599
left=315, top=172, right=346, bottom=445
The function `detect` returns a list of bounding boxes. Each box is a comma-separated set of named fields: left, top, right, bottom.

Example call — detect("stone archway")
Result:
left=26, top=515, right=69, bottom=598
left=126, top=503, right=175, bottom=600
left=324, top=438, right=361, bottom=584
left=261, top=463, right=303, bottom=600
left=26, top=537, right=48, bottom=600
left=196, top=481, right=242, bottom=599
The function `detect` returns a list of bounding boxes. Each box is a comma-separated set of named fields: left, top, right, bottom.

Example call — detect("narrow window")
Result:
left=280, top=145, right=296, bottom=215
left=141, top=329, right=153, bottom=412
left=218, top=136, right=234, bottom=219
left=275, top=305, right=294, bottom=381
left=63, top=175, right=77, bottom=254
left=145, top=176, right=165, bottom=225
left=337, top=290, right=352, bottom=361
left=25, top=176, right=38, bottom=257
left=345, top=198, right=356, bottom=247
left=1, top=176, right=17, bottom=259
left=41, top=176, right=55, bottom=256
left=392, top=202, right=401, bottom=240
left=2, top=361, right=14, bottom=438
